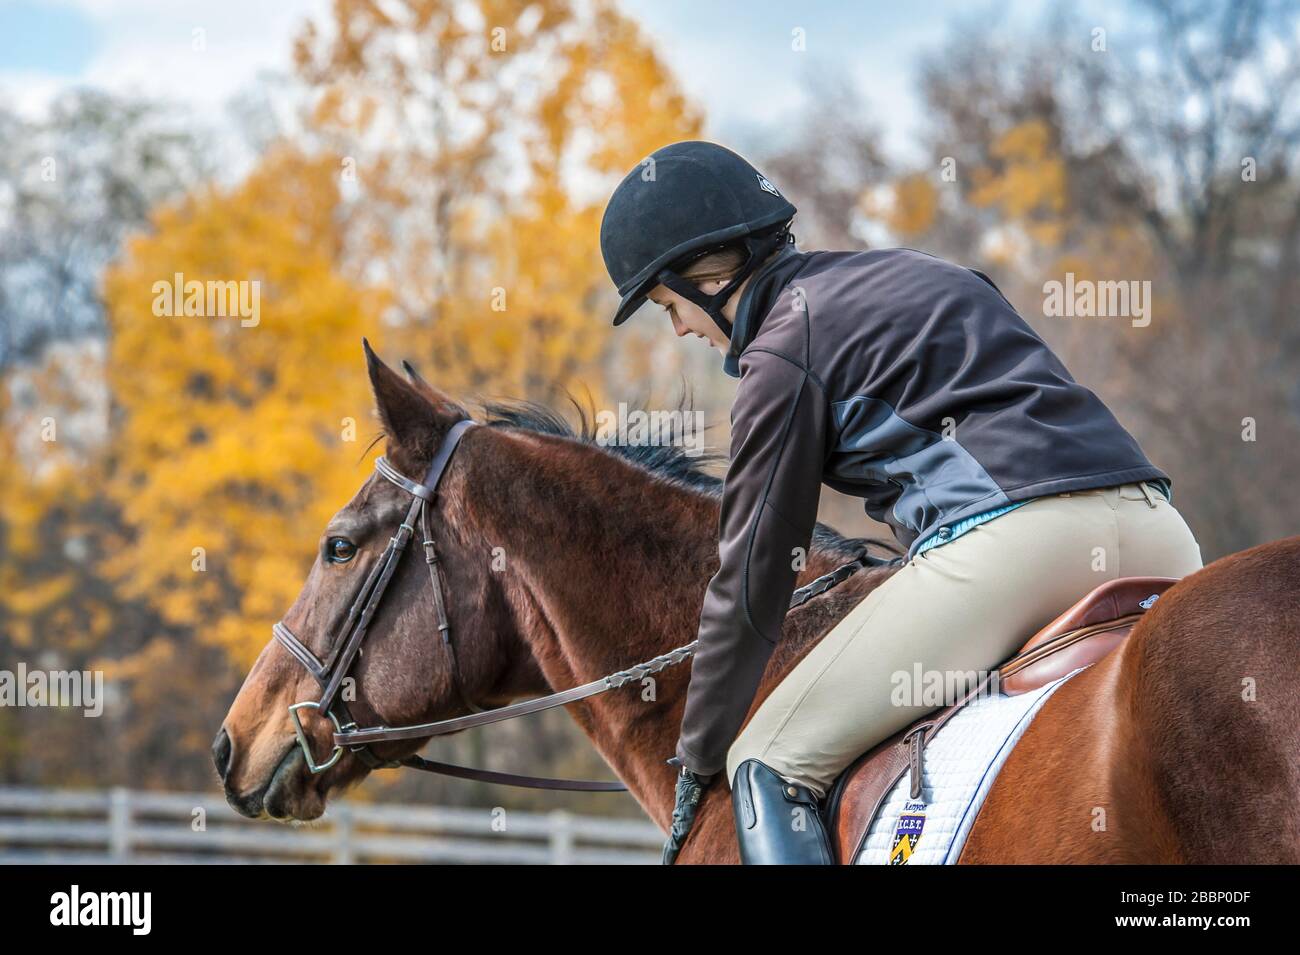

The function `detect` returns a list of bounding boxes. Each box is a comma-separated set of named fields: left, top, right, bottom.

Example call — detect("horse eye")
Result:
left=326, top=538, right=357, bottom=563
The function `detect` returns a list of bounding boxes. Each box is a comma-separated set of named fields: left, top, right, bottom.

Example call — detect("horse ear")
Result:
left=401, top=356, right=461, bottom=409
left=364, top=339, right=436, bottom=449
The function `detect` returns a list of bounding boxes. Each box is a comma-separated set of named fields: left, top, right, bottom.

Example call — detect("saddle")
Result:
left=822, top=576, right=1178, bottom=864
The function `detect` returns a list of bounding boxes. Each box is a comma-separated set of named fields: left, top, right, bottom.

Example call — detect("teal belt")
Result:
left=914, top=481, right=1171, bottom=557
left=914, top=501, right=1029, bottom=556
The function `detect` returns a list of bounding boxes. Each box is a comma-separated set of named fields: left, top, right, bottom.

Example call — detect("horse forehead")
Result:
left=325, top=482, right=384, bottom=535
left=338, top=469, right=403, bottom=519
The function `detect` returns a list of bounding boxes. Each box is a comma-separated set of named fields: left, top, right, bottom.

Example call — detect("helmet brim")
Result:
left=611, top=288, right=649, bottom=327
left=606, top=209, right=795, bottom=328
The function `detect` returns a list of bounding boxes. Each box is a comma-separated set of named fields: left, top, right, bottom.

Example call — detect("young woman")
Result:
left=599, top=141, right=1203, bottom=864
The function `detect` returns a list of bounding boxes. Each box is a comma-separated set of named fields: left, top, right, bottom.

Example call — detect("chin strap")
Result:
left=655, top=228, right=792, bottom=339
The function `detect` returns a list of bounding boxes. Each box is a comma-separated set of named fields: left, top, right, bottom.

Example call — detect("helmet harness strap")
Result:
left=655, top=228, right=792, bottom=339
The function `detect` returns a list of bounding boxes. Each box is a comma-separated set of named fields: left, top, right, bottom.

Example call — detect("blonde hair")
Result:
left=680, top=244, right=749, bottom=283
left=679, top=241, right=785, bottom=285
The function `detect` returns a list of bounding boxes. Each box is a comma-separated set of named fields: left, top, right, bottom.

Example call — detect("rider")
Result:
left=599, top=141, right=1203, bottom=864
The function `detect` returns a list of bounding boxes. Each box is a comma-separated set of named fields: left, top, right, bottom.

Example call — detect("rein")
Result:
left=276, top=418, right=894, bottom=792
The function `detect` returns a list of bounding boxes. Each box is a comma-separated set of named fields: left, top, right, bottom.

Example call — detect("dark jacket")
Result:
left=676, top=245, right=1170, bottom=777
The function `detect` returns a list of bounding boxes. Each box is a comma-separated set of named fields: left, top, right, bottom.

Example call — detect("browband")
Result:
left=277, top=411, right=880, bottom=793
left=374, top=417, right=477, bottom=500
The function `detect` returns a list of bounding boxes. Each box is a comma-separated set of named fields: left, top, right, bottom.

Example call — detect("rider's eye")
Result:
left=326, top=538, right=357, bottom=563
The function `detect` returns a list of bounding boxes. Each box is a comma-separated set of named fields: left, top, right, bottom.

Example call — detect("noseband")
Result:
left=275, top=418, right=644, bottom=791
left=273, top=416, right=893, bottom=793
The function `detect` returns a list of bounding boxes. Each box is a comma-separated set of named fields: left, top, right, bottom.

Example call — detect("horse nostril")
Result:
left=212, top=728, right=233, bottom=780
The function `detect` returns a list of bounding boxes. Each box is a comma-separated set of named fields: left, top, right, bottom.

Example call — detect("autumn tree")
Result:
left=293, top=0, right=703, bottom=402
left=0, top=92, right=210, bottom=785
left=103, top=148, right=381, bottom=664
left=905, top=0, right=1300, bottom=557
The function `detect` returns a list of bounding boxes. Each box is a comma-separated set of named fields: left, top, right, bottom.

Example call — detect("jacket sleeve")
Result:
left=674, top=349, right=830, bottom=778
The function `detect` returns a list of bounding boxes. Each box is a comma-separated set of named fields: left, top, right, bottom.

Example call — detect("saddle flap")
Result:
left=826, top=699, right=969, bottom=863
left=824, top=575, right=1179, bottom=863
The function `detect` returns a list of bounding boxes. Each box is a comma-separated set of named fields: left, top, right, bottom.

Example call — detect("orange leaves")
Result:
left=969, top=119, right=1068, bottom=248
left=4, top=574, right=76, bottom=629
left=289, top=0, right=700, bottom=408
left=102, top=147, right=379, bottom=665
left=866, top=173, right=940, bottom=240
left=575, top=1, right=703, bottom=177
left=88, top=0, right=707, bottom=671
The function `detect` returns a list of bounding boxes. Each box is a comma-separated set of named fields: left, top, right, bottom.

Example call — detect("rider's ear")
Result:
left=364, top=339, right=437, bottom=449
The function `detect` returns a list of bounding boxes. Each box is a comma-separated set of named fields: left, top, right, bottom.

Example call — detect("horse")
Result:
left=215, top=344, right=1300, bottom=863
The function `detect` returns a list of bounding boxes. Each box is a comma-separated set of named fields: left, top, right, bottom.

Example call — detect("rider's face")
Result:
left=646, top=279, right=734, bottom=354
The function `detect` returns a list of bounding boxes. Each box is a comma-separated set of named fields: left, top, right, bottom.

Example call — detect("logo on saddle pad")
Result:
left=889, top=801, right=927, bottom=865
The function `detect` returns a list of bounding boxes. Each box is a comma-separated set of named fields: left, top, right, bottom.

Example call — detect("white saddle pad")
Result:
left=856, top=669, right=1082, bottom=865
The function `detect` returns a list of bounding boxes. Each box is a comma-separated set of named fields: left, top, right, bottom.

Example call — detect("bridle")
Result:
left=273, top=416, right=896, bottom=793
left=273, top=417, right=642, bottom=791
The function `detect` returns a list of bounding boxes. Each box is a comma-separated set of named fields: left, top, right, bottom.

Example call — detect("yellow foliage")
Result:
left=103, top=147, right=383, bottom=664
left=86, top=0, right=705, bottom=671
left=969, top=119, right=1068, bottom=248
left=4, top=573, right=76, bottom=616
left=295, top=0, right=702, bottom=403
left=0, top=352, right=126, bottom=654
left=881, top=173, right=939, bottom=238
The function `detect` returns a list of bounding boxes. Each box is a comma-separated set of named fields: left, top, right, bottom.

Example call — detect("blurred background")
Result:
left=1, top=0, right=1298, bottom=859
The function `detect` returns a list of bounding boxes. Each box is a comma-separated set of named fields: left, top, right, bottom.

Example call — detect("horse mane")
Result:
left=473, top=390, right=894, bottom=563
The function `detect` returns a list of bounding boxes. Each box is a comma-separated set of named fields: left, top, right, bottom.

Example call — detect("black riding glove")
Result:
left=661, top=757, right=715, bottom=865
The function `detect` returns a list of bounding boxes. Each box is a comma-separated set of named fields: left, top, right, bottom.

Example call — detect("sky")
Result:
left=0, top=0, right=1064, bottom=163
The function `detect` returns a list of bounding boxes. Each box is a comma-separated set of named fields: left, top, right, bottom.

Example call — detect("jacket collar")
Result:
left=722, top=241, right=809, bottom=378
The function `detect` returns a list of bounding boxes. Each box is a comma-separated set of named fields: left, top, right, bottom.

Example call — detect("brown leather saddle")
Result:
left=822, top=575, right=1178, bottom=864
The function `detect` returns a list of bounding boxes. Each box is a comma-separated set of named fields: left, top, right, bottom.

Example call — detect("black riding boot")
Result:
left=731, top=758, right=834, bottom=865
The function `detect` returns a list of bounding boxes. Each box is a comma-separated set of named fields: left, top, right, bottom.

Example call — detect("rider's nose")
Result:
left=212, top=727, right=232, bottom=781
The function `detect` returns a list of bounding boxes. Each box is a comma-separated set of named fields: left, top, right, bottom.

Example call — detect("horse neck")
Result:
left=460, top=429, right=719, bottom=825
left=457, top=426, right=865, bottom=831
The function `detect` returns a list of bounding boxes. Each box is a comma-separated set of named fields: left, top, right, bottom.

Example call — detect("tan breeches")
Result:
left=725, top=482, right=1204, bottom=798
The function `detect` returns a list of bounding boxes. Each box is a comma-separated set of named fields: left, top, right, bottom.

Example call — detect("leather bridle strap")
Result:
left=337, top=642, right=699, bottom=746
left=419, top=501, right=481, bottom=715
left=317, top=495, right=423, bottom=713
left=274, top=418, right=486, bottom=777
left=275, top=410, right=891, bottom=793
left=397, top=754, right=629, bottom=791
left=315, top=418, right=478, bottom=715
left=274, top=622, right=327, bottom=682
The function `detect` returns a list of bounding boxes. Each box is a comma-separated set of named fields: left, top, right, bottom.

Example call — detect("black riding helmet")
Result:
left=599, top=141, right=797, bottom=337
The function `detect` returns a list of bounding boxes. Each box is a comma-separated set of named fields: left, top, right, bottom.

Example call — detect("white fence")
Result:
left=0, top=786, right=662, bottom=865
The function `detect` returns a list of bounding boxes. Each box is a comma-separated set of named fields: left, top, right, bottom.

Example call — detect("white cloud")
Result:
left=2, top=0, right=329, bottom=116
